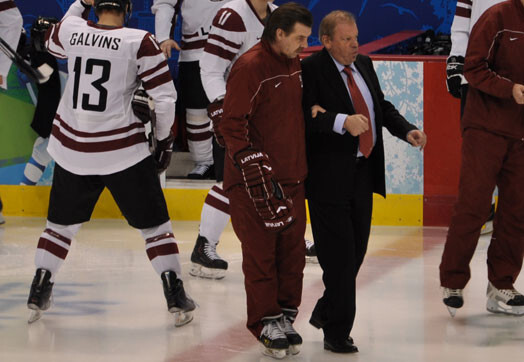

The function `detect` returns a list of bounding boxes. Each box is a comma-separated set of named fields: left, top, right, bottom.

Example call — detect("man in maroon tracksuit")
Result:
left=218, top=3, right=312, bottom=359
left=440, top=0, right=524, bottom=317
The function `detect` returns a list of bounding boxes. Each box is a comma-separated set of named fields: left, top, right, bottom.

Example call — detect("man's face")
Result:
left=324, top=21, right=359, bottom=65
left=275, top=22, right=311, bottom=59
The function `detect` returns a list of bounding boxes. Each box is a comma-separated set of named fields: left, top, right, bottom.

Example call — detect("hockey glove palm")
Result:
left=446, top=56, right=465, bottom=99
left=234, top=148, right=295, bottom=232
left=154, top=133, right=174, bottom=173
left=207, top=98, right=225, bottom=147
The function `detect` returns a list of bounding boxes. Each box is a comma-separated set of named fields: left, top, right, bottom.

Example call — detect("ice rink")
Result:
left=0, top=217, right=522, bottom=361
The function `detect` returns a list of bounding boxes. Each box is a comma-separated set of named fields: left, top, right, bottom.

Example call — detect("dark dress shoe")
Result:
left=324, top=338, right=358, bottom=353
left=309, top=313, right=325, bottom=329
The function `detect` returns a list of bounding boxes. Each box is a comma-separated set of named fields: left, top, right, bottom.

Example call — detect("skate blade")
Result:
left=189, top=263, right=226, bottom=280
left=487, top=300, right=524, bottom=316
left=446, top=306, right=457, bottom=318
left=287, top=344, right=301, bottom=355
left=174, top=310, right=194, bottom=327
left=28, top=309, right=43, bottom=324
left=261, top=346, right=287, bottom=359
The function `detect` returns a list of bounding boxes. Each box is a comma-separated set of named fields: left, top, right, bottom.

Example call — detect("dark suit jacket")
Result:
left=301, top=48, right=417, bottom=204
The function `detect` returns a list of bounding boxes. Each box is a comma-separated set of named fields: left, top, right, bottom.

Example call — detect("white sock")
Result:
left=199, top=183, right=230, bottom=246
left=21, top=137, right=52, bottom=185
left=140, top=221, right=182, bottom=277
left=186, top=108, right=213, bottom=165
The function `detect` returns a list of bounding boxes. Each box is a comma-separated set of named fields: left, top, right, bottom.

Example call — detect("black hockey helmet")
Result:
left=94, top=0, right=132, bottom=20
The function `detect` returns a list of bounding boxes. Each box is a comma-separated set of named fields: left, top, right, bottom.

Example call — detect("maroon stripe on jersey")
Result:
left=146, top=243, right=179, bottom=260
left=204, top=43, right=236, bottom=61
left=37, top=237, right=69, bottom=260
left=187, top=131, right=212, bottom=141
left=52, top=125, right=147, bottom=152
left=51, top=21, right=64, bottom=51
left=180, top=39, right=206, bottom=50
left=0, top=1, right=16, bottom=11
left=182, top=31, right=199, bottom=39
left=55, top=114, right=145, bottom=138
left=137, top=33, right=162, bottom=59
left=138, top=60, right=168, bottom=79
left=208, top=34, right=242, bottom=49
left=146, top=232, right=175, bottom=244
left=44, top=228, right=71, bottom=245
left=186, top=122, right=210, bottom=130
left=211, top=184, right=227, bottom=198
left=455, top=6, right=472, bottom=18
left=205, top=192, right=230, bottom=214
left=143, top=70, right=173, bottom=91
left=212, top=8, right=246, bottom=32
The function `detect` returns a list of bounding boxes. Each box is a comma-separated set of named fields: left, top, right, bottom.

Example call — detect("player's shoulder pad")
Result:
left=212, top=7, right=246, bottom=32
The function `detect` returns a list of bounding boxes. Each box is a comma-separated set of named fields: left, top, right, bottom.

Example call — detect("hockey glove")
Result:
left=132, top=89, right=152, bottom=124
left=207, top=98, right=225, bottom=147
left=154, top=133, right=174, bottom=173
left=446, top=55, right=465, bottom=99
left=30, top=17, right=59, bottom=53
left=234, top=148, right=295, bottom=232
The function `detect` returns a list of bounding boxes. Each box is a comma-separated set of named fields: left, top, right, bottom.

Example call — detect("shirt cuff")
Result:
left=333, top=114, right=347, bottom=135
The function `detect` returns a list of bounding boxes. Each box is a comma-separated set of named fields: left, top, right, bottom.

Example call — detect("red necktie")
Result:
left=343, top=67, right=373, bottom=158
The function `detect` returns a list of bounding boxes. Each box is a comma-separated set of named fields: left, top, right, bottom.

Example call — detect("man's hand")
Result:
left=407, top=130, right=427, bottom=150
left=446, top=55, right=465, bottom=99
left=234, top=148, right=295, bottom=233
left=512, top=83, right=524, bottom=105
left=311, top=104, right=326, bottom=118
left=343, top=114, right=369, bottom=136
left=207, top=98, right=225, bottom=147
left=154, top=133, right=174, bottom=173
left=160, top=39, right=180, bottom=59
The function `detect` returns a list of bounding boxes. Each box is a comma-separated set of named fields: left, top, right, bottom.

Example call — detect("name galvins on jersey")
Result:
left=46, top=15, right=176, bottom=176
left=200, top=0, right=277, bottom=103
left=450, top=0, right=505, bottom=57
left=151, top=0, right=232, bottom=62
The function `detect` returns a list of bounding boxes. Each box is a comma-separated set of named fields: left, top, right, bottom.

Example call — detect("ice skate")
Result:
left=442, top=287, right=463, bottom=317
left=187, top=163, right=214, bottom=179
left=281, top=308, right=302, bottom=355
left=305, top=239, right=318, bottom=264
left=259, top=315, right=289, bottom=359
left=161, top=271, right=196, bottom=326
left=480, top=203, right=495, bottom=235
left=27, top=268, right=54, bottom=323
left=190, top=235, right=228, bottom=279
left=486, top=282, right=524, bottom=316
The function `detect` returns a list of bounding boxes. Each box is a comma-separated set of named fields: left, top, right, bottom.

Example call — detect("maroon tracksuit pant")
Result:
left=440, top=128, right=524, bottom=289
left=228, top=183, right=306, bottom=338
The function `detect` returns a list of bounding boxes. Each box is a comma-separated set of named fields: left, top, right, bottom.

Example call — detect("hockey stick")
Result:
left=0, top=36, right=53, bottom=84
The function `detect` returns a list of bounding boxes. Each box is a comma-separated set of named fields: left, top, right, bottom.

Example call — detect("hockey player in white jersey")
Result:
left=442, top=0, right=504, bottom=317
left=152, top=0, right=232, bottom=179
left=26, top=0, right=196, bottom=327
left=187, top=0, right=277, bottom=280
left=0, top=0, right=23, bottom=225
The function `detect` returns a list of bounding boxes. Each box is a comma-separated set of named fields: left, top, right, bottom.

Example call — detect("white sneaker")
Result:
left=442, top=287, right=463, bottom=317
left=486, top=282, right=524, bottom=315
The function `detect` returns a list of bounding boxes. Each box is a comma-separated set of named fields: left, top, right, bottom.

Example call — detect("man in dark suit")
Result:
left=301, top=10, right=427, bottom=353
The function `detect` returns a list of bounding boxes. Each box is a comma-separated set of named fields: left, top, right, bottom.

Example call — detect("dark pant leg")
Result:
left=228, top=186, right=281, bottom=338
left=487, top=139, right=524, bottom=289
left=440, top=129, right=505, bottom=288
left=276, top=184, right=306, bottom=311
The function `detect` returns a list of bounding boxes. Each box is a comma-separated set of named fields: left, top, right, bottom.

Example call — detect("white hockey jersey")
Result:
left=46, top=3, right=176, bottom=175
left=0, top=0, right=22, bottom=89
left=200, top=0, right=277, bottom=102
left=450, top=0, right=505, bottom=57
left=151, top=0, right=232, bottom=62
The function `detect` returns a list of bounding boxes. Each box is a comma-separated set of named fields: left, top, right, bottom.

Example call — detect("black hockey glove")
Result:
left=446, top=55, right=465, bottom=99
left=234, top=148, right=295, bottom=233
left=154, top=133, right=174, bottom=173
left=132, top=89, right=152, bottom=124
left=30, top=17, right=59, bottom=53
left=207, top=98, right=225, bottom=147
